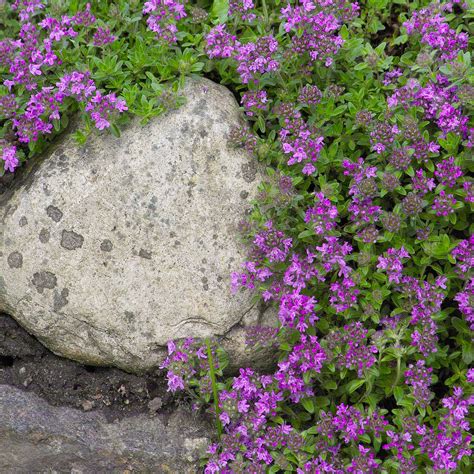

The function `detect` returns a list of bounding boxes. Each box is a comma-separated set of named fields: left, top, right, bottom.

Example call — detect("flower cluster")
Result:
left=160, top=338, right=217, bottom=397
left=304, top=192, right=338, bottom=234
left=404, top=2, right=468, bottom=61
left=143, top=0, right=186, bottom=44
left=377, top=247, right=410, bottom=284
left=281, top=0, right=358, bottom=67
left=229, top=0, right=256, bottom=22
left=279, top=104, right=324, bottom=175
left=0, top=2, right=126, bottom=174
left=235, top=36, right=279, bottom=84
left=404, top=360, right=433, bottom=408
left=1, top=144, right=19, bottom=172
left=240, top=90, right=268, bottom=117
left=326, top=322, right=378, bottom=377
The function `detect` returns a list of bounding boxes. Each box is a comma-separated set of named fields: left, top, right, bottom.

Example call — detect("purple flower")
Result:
left=143, top=0, right=186, bottom=44
left=167, top=370, right=185, bottom=392
left=205, top=25, right=239, bottom=59
left=93, top=27, right=116, bottom=47
left=326, top=322, right=378, bottom=377
left=235, top=36, right=279, bottom=84
left=12, top=0, right=45, bottom=22
left=1, top=145, right=19, bottom=172
left=229, top=0, right=256, bottom=22
left=278, top=292, right=317, bottom=332
left=432, top=190, right=457, bottom=216
left=279, top=104, right=324, bottom=174
left=451, top=236, right=474, bottom=276
left=377, top=247, right=410, bottom=283
left=253, top=221, right=292, bottom=263
left=329, top=277, right=359, bottom=313
left=298, top=84, right=322, bottom=106
left=304, top=192, right=338, bottom=235
left=434, top=156, right=463, bottom=187
left=281, top=1, right=356, bottom=67
left=454, top=278, right=474, bottom=330
left=241, top=90, right=268, bottom=116
left=412, top=169, right=435, bottom=195
left=405, top=360, right=433, bottom=408
left=404, top=4, right=468, bottom=61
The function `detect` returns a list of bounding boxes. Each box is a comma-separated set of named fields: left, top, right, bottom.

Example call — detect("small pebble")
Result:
left=81, top=400, right=94, bottom=411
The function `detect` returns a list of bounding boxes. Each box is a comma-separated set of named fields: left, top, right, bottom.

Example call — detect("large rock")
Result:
left=0, top=78, right=273, bottom=372
left=0, top=385, right=211, bottom=473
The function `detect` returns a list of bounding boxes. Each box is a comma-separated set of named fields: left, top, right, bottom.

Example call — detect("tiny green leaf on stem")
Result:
left=207, top=339, right=223, bottom=441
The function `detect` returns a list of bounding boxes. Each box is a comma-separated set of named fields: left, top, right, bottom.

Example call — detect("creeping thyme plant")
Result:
left=1, top=0, right=473, bottom=472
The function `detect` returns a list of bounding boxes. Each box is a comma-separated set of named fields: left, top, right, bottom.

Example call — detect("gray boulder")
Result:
left=0, top=385, right=211, bottom=473
left=0, top=77, right=274, bottom=372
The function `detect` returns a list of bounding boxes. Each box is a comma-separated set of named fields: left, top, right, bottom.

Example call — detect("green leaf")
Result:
left=301, top=398, right=315, bottom=413
left=315, top=396, right=330, bottom=408
left=211, top=0, right=229, bottom=23
left=348, top=379, right=365, bottom=394
left=110, top=123, right=121, bottom=138
left=393, top=34, right=408, bottom=45
left=298, top=229, right=316, bottom=239
left=354, top=62, right=368, bottom=71
left=323, top=380, right=337, bottom=390
left=393, top=386, right=404, bottom=404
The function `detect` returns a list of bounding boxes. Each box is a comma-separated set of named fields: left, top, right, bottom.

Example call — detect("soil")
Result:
left=0, top=312, right=181, bottom=421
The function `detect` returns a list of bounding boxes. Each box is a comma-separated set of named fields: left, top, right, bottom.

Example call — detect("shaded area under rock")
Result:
left=0, top=313, right=212, bottom=472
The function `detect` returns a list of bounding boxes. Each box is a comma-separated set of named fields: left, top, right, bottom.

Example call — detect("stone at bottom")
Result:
left=0, top=385, right=211, bottom=473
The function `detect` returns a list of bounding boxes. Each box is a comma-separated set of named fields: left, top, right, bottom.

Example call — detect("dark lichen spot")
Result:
left=53, top=288, right=69, bottom=311
left=32, top=271, right=57, bottom=294
left=46, top=205, right=63, bottom=222
left=42, top=184, right=52, bottom=196
left=19, top=216, right=28, bottom=227
left=240, top=191, right=249, bottom=199
left=139, top=249, right=152, bottom=260
left=100, top=239, right=113, bottom=252
left=61, top=230, right=84, bottom=250
left=241, top=162, right=257, bottom=183
left=56, top=154, right=69, bottom=169
left=7, top=251, right=23, bottom=269
left=39, top=228, right=50, bottom=244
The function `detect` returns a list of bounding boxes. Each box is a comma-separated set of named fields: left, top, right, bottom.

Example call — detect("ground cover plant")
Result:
left=1, top=0, right=473, bottom=472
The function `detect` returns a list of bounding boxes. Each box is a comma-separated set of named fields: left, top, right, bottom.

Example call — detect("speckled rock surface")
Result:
left=0, top=77, right=274, bottom=372
left=0, top=385, right=210, bottom=473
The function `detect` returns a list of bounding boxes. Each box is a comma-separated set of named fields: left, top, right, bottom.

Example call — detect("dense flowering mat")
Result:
left=1, top=1, right=473, bottom=472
